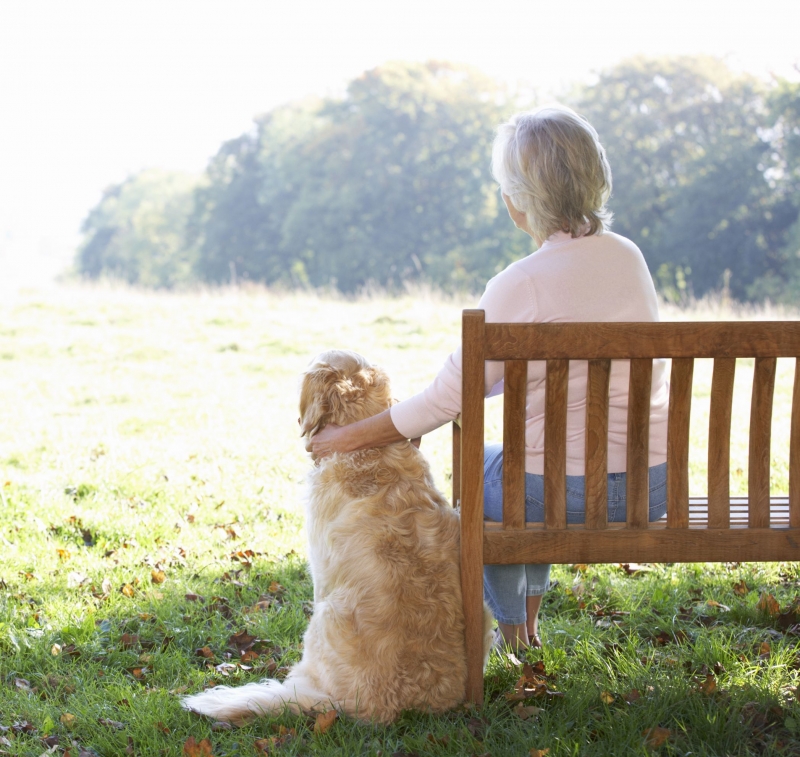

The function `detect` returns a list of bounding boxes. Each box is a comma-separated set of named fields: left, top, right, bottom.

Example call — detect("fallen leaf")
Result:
left=120, top=633, right=139, bottom=649
left=59, top=713, right=76, bottom=727
left=600, top=690, right=615, bottom=704
left=314, top=710, right=337, bottom=734
left=268, top=581, right=286, bottom=595
left=706, top=599, right=731, bottom=612
left=530, top=750, right=550, bottom=757
left=51, top=643, right=62, bottom=656
left=228, top=629, right=257, bottom=653
left=195, top=646, right=214, bottom=659
left=57, top=549, right=71, bottom=561
left=733, top=580, right=750, bottom=596
left=618, top=562, right=654, bottom=575
left=759, top=641, right=772, bottom=657
left=571, top=564, right=589, bottom=573
left=643, top=726, right=671, bottom=748
left=98, top=717, right=125, bottom=729
left=757, top=592, right=780, bottom=617
left=512, top=704, right=541, bottom=720
left=624, top=689, right=641, bottom=703
left=698, top=674, right=717, bottom=695
left=67, top=571, right=90, bottom=588
left=151, top=570, right=166, bottom=584
left=120, top=584, right=135, bottom=598
left=182, top=736, right=214, bottom=756
left=466, top=717, right=486, bottom=738
left=426, top=733, right=450, bottom=746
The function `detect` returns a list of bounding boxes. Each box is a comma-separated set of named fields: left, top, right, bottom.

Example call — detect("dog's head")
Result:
left=299, top=350, right=392, bottom=440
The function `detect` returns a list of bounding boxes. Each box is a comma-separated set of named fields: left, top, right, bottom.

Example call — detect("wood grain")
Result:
left=483, top=524, right=800, bottom=564
left=503, top=360, right=527, bottom=530
left=460, top=310, right=486, bottom=705
left=667, top=358, right=693, bottom=528
left=792, top=359, right=800, bottom=528
left=545, top=359, right=569, bottom=530
left=451, top=420, right=461, bottom=509
left=749, top=357, right=777, bottom=528
left=585, top=359, right=611, bottom=530
left=708, top=358, right=735, bottom=529
left=626, top=359, right=652, bottom=529
left=481, top=320, right=800, bottom=360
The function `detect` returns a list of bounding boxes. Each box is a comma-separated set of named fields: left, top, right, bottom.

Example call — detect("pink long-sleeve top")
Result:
left=389, top=230, right=669, bottom=476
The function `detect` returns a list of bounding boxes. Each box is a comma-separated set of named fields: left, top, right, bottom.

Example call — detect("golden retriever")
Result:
left=182, top=349, right=492, bottom=724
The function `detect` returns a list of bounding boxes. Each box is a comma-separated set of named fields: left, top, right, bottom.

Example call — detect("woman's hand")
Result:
left=307, top=423, right=349, bottom=461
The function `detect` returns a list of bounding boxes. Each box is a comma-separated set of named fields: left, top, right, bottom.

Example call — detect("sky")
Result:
left=1, top=0, right=798, bottom=285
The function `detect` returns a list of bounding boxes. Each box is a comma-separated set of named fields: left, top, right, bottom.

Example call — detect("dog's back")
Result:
left=302, top=441, right=481, bottom=721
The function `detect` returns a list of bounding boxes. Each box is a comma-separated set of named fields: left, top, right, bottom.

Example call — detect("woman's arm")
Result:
left=308, top=409, right=407, bottom=460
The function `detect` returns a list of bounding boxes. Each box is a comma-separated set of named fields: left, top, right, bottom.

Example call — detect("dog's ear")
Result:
left=299, top=361, right=391, bottom=437
left=298, top=365, right=340, bottom=439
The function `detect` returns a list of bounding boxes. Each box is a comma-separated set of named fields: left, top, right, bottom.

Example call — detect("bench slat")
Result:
left=792, top=359, right=800, bottom=528
left=460, top=310, right=486, bottom=705
left=626, top=359, right=652, bottom=529
left=483, top=321, right=800, bottom=359
left=585, top=359, right=610, bottom=530
left=750, top=357, right=777, bottom=528
left=483, top=526, right=800, bottom=564
left=708, top=358, right=736, bottom=528
left=503, top=360, right=527, bottom=530
left=545, top=359, right=568, bottom=529
left=451, top=420, right=461, bottom=508
left=667, top=358, right=693, bottom=529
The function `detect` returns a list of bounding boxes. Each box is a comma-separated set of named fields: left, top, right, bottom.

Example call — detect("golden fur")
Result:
left=182, top=349, right=492, bottom=724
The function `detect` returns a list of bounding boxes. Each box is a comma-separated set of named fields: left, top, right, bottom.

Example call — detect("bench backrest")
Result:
left=457, top=309, right=800, bottom=702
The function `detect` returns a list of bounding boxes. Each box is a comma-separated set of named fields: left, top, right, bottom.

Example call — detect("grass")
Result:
left=1, top=283, right=800, bottom=756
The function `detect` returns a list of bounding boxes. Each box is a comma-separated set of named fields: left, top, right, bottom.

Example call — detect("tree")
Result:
left=572, top=57, right=800, bottom=300
left=191, top=62, right=531, bottom=292
left=77, top=170, right=199, bottom=287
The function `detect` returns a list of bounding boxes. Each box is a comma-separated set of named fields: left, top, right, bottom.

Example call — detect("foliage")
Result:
left=189, top=61, right=530, bottom=292
left=75, top=58, right=800, bottom=302
left=571, top=57, right=800, bottom=302
left=76, top=170, right=200, bottom=288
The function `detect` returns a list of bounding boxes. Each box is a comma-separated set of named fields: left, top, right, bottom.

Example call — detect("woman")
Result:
left=310, top=106, right=669, bottom=651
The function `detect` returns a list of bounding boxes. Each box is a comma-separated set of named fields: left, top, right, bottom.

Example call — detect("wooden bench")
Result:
left=452, top=309, right=800, bottom=704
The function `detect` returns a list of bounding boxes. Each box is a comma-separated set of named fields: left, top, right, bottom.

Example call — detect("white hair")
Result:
left=491, top=106, right=613, bottom=242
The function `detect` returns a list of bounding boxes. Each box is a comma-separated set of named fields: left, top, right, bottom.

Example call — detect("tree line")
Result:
left=76, top=58, right=800, bottom=302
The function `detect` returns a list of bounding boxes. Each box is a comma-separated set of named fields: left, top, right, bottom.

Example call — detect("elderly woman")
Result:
left=310, top=106, right=669, bottom=651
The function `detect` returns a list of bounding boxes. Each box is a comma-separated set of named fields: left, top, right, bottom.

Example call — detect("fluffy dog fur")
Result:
left=182, top=349, right=493, bottom=724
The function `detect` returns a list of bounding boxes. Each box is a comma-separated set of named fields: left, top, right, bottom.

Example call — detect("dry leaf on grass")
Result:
left=314, top=710, right=338, bottom=734
left=757, top=592, right=780, bottom=617
left=600, top=691, right=615, bottom=704
left=698, top=674, right=717, bottom=695
left=183, top=736, right=214, bottom=756
left=530, top=749, right=550, bottom=757
left=643, top=727, right=671, bottom=748
left=512, top=703, right=541, bottom=720
left=733, top=580, right=750, bottom=596
left=151, top=569, right=166, bottom=584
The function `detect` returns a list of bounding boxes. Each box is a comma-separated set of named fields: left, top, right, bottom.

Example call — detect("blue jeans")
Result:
left=482, top=443, right=667, bottom=625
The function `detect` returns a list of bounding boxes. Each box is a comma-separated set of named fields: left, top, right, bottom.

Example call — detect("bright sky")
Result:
left=1, top=0, right=798, bottom=284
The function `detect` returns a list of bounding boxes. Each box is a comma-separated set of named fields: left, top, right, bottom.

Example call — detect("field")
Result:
left=2, top=284, right=800, bottom=757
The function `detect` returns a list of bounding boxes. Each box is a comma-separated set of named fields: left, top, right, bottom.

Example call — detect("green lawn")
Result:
left=2, top=284, right=800, bottom=756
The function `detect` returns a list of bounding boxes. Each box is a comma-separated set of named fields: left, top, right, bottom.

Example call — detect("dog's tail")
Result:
left=182, top=673, right=334, bottom=725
